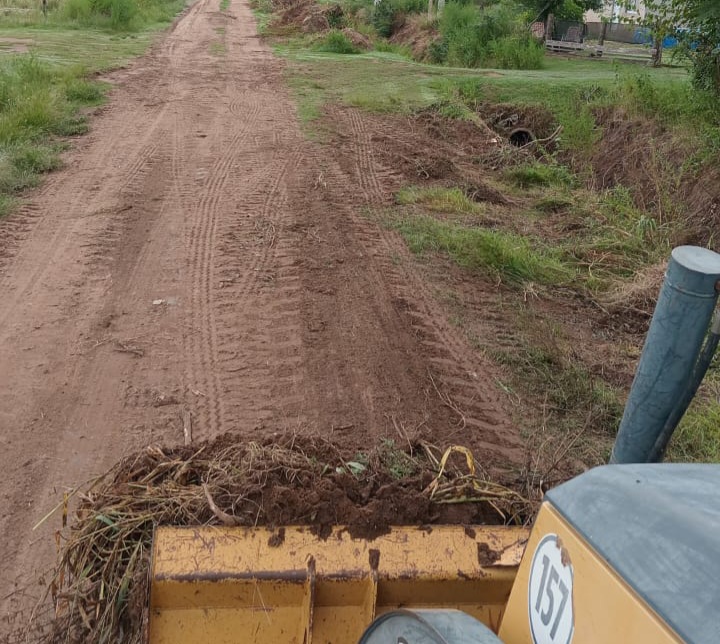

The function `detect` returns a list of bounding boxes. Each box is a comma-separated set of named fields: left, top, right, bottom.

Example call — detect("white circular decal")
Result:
left=528, top=533, right=574, bottom=644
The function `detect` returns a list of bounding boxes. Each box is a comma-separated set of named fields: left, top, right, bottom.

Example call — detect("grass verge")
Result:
left=0, top=0, right=187, bottom=216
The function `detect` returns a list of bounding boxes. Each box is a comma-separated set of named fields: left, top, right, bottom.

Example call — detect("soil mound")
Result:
left=389, top=14, right=440, bottom=61
left=271, top=0, right=343, bottom=33
left=342, top=27, right=372, bottom=50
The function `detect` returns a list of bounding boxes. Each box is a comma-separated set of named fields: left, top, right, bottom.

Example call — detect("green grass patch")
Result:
left=220, top=0, right=230, bottom=10
left=506, top=162, right=576, bottom=189
left=493, top=342, right=623, bottom=435
left=394, top=214, right=573, bottom=285
left=664, top=365, right=720, bottom=463
left=562, top=186, right=672, bottom=289
left=396, top=186, right=484, bottom=216
left=373, top=41, right=411, bottom=58
left=278, top=47, right=465, bottom=120
left=0, top=194, right=16, bottom=218
left=667, top=387, right=720, bottom=463
left=314, top=30, right=360, bottom=55
left=58, top=0, right=186, bottom=31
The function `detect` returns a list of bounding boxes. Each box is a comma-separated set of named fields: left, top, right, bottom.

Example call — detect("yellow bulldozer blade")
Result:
left=149, top=525, right=528, bottom=643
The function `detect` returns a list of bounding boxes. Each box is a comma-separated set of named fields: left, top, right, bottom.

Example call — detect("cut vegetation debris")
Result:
left=30, top=435, right=531, bottom=644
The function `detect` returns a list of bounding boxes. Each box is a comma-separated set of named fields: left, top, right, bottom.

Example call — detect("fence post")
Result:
left=599, top=20, right=607, bottom=46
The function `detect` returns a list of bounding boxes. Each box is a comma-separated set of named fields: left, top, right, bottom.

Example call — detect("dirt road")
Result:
left=0, top=0, right=523, bottom=626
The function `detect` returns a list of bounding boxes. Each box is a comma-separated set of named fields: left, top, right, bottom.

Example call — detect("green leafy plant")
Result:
left=315, top=30, right=361, bottom=54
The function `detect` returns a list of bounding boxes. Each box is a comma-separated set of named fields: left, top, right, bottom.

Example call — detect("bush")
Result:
left=372, top=0, right=425, bottom=38
left=315, top=30, right=361, bottom=54
left=436, top=0, right=544, bottom=69
left=490, top=34, right=544, bottom=69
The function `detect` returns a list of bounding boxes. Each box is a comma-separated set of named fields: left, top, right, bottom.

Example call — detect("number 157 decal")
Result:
left=528, top=534, right=574, bottom=644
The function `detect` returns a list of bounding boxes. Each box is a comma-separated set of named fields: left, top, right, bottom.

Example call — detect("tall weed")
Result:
left=438, top=1, right=543, bottom=70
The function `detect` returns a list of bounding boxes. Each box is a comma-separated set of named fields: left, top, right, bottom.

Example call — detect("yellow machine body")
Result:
left=149, top=525, right=527, bottom=643
left=149, top=465, right=716, bottom=643
left=498, top=503, right=680, bottom=644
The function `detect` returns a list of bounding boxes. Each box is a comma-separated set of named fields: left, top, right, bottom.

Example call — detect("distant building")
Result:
left=586, top=0, right=675, bottom=23
left=585, top=0, right=648, bottom=22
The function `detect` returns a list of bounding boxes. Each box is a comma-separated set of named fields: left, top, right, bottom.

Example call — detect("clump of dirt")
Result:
left=389, top=14, right=440, bottom=61
left=33, top=433, right=530, bottom=644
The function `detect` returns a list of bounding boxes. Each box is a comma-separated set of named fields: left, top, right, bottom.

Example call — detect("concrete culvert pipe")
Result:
left=508, top=128, right=534, bottom=147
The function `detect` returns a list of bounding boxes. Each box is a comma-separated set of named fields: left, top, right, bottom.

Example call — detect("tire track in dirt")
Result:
left=339, top=105, right=524, bottom=463
left=186, top=123, right=260, bottom=435
left=205, top=144, right=305, bottom=431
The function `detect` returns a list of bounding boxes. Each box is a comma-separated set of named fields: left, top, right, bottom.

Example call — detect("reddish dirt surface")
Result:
left=0, top=0, right=525, bottom=629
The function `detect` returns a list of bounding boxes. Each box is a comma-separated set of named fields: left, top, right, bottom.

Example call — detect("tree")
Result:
left=643, top=0, right=720, bottom=90
left=519, top=0, right=602, bottom=21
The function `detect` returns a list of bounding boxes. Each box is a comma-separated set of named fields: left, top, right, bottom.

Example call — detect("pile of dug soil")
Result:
left=31, top=433, right=530, bottom=644
left=325, top=104, right=510, bottom=204
left=342, top=27, right=372, bottom=50
left=389, top=14, right=441, bottom=61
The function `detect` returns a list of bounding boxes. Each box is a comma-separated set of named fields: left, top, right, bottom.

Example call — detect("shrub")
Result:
left=372, top=0, right=425, bottom=38
left=315, top=30, right=361, bottom=54
left=437, top=0, right=544, bottom=69
left=490, top=34, right=544, bottom=70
